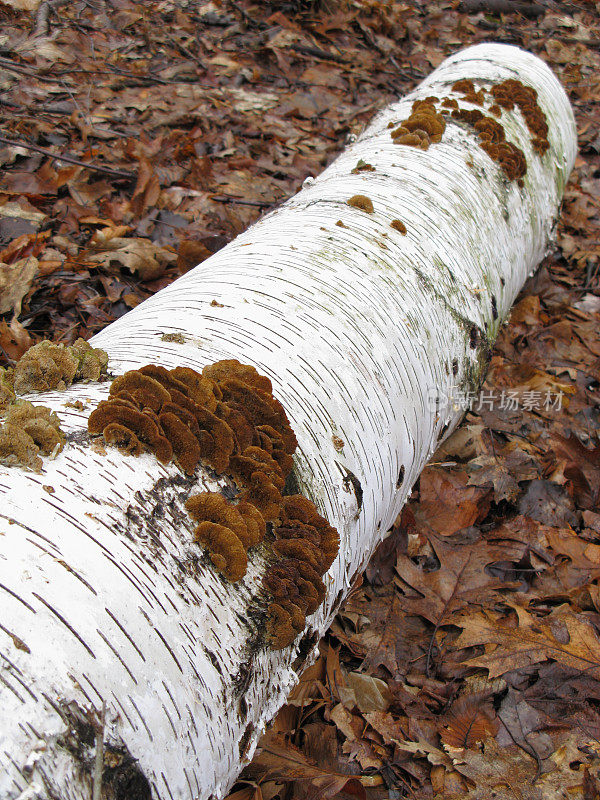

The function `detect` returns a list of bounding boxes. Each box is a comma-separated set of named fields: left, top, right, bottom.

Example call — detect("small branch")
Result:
left=210, top=195, right=273, bottom=208
left=459, top=0, right=547, bottom=16
left=290, top=44, right=348, bottom=63
left=0, top=136, right=134, bottom=179
left=92, top=701, right=106, bottom=800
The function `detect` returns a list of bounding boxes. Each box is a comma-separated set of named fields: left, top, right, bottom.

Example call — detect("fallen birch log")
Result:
left=0, top=43, right=576, bottom=800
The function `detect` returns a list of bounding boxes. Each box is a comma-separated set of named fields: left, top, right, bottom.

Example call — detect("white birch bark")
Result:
left=0, top=44, right=576, bottom=800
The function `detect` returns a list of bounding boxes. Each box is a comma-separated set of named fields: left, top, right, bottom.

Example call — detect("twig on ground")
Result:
left=211, top=195, right=273, bottom=207
left=0, top=136, right=134, bottom=179
left=459, top=0, right=547, bottom=16
left=290, top=44, right=348, bottom=63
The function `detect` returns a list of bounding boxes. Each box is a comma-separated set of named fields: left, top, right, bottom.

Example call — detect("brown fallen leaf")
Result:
left=86, top=237, right=177, bottom=281
left=440, top=692, right=498, bottom=751
left=454, top=605, right=600, bottom=679
left=415, top=467, right=491, bottom=536
left=0, top=318, right=33, bottom=362
left=177, top=239, right=213, bottom=273
left=0, top=256, right=38, bottom=316
left=364, top=710, right=408, bottom=745
left=339, top=671, right=391, bottom=714
left=247, top=733, right=365, bottom=800
left=518, top=480, right=579, bottom=528
left=1, top=0, right=41, bottom=9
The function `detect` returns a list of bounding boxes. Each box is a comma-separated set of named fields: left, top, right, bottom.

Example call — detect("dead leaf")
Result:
left=518, top=480, right=579, bottom=528
left=454, top=605, right=600, bottom=679
left=0, top=256, right=38, bottom=316
left=1, top=0, right=40, bottom=8
left=0, top=318, right=33, bottom=361
left=86, top=237, right=176, bottom=280
left=177, top=239, right=212, bottom=273
left=340, top=672, right=391, bottom=714
left=248, top=733, right=365, bottom=800
left=416, top=468, right=491, bottom=535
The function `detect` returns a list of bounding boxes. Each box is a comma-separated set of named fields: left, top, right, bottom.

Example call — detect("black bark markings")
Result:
left=335, top=461, right=364, bottom=512
left=32, top=592, right=96, bottom=658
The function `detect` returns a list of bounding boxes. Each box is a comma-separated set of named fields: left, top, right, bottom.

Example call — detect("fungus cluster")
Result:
left=489, top=78, right=549, bottom=155
left=451, top=79, right=485, bottom=107
left=265, top=494, right=339, bottom=649
left=389, top=97, right=446, bottom=150
left=88, top=360, right=296, bottom=484
left=391, top=219, right=407, bottom=234
left=0, top=401, right=65, bottom=471
left=347, top=194, right=374, bottom=213
left=0, top=338, right=109, bottom=412
left=451, top=107, right=527, bottom=183
left=385, top=78, right=549, bottom=188
left=185, top=492, right=265, bottom=582
left=0, top=337, right=106, bottom=471
left=87, top=358, right=340, bottom=650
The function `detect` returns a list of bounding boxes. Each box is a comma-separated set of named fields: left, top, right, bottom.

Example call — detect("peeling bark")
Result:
left=0, top=44, right=576, bottom=799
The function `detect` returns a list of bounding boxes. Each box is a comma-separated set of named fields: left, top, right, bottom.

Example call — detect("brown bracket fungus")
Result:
left=12, top=338, right=108, bottom=395
left=451, top=105, right=527, bottom=184
left=490, top=78, right=549, bottom=155
left=391, top=220, right=407, bottom=234
left=451, top=79, right=485, bottom=106
left=0, top=401, right=66, bottom=472
left=265, top=603, right=297, bottom=650
left=391, top=99, right=446, bottom=150
left=194, top=521, right=248, bottom=583
left=186, top=492, right=250, bottom=546
left=88, top=401, right=173, bottom=464
left=263, top=494, right=340, bottom=649
left=87, top=358, right=339, bottom=648
left=347, top=195, right=374, bottom=213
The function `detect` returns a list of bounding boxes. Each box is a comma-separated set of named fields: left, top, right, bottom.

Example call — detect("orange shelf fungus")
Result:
left=451, top=106, right=527, bottom=183
left=202, top=359, right=272, bottom=394
left=186, top=492, right=249, bottom=545
left=0, top=401, right=66, bottom=472
left=12, top=338, right=108, bottom=395
left=184, top=489, right=269, bottom=581
left=263, top=494, right=340, bottom=649
left=391, top=220, right=407, bottom=234
left=441, top=97, right=459, bottom=110
left=265, top=603, right=297, bottom=650
left=87, top=358, right=339, bottom=646
left=89, top=401, right=174, bottom=464
left=110, top=371, right=171, bottom=413
left=451, top=79, right=485, bottom=106
left=347, top=195, right=374, bottom=213
left=490, top=78, right=549, bottom=154
left=387, top=79, right=546, bottom=190
left=103, top=422, right=143, bottom=456
left=194, top=521, right=248, bottom=583
left=238, top=471, right=283, bottom=523
left=391, top=99, right=445, bottom=150
left=217, top=378, right=297, bottom=456
left=159, top=412, right=203, bottom=475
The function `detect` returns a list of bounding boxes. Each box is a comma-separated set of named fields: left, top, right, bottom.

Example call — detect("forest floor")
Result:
left=1, top=0, right=599, bottom=798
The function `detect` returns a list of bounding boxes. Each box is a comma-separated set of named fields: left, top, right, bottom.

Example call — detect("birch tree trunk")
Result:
left=0, top=44, right=576, bottom=800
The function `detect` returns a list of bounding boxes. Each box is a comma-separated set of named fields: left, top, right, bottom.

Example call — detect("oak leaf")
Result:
left=248, top=733, right=365, bottom=800
left=87, top=237, right=177, bottom=280
left=454, top=606, right=600, bottom=679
